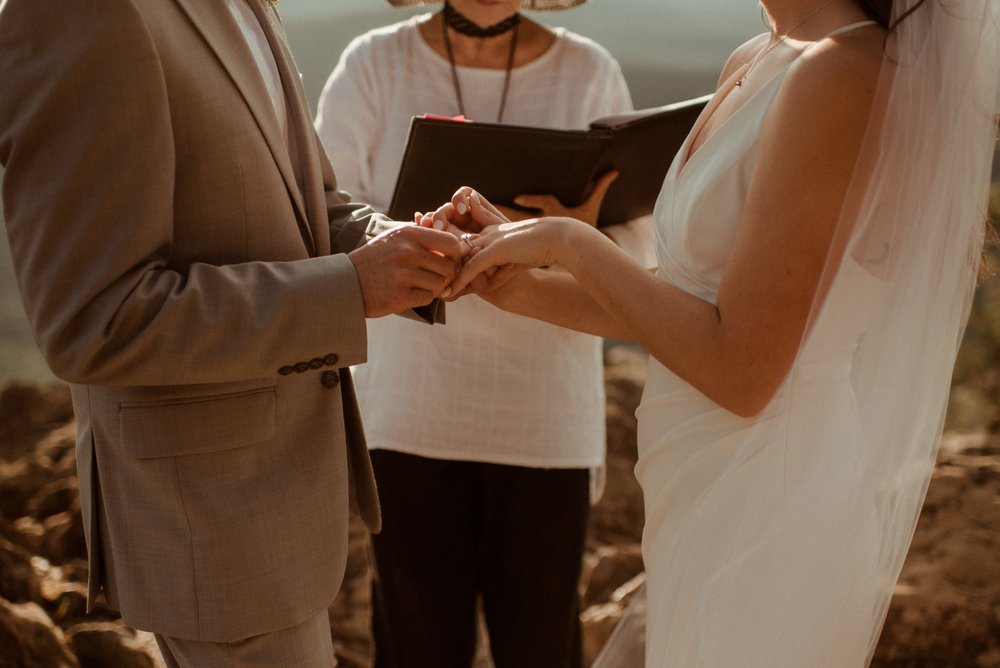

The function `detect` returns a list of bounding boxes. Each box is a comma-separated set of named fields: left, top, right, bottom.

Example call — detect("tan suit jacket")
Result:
left=0, top=0, right=395, bottom=641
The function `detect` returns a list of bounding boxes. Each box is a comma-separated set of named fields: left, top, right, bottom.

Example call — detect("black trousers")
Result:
left=369, top=449, right=590, bottom=668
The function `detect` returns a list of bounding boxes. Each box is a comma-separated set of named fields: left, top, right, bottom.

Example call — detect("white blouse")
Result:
left=316, top=15, right=641, bottom=469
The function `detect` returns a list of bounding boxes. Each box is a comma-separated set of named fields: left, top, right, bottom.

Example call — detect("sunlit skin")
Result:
left=429, top=0, right=887, bottom=417
left=346, top=223, right=467, bottom=317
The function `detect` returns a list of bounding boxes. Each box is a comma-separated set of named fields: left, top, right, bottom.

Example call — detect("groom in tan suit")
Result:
left=0, top=0, right=464, bottom=665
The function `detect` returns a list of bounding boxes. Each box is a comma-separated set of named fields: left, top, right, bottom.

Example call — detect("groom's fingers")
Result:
left=350, top=226, right=463, bottom=317
left=444, top=271, right=489, bottom=301
left=448, top=259, right=521, bottom=299
left=410, top=226, right=466, bottom=264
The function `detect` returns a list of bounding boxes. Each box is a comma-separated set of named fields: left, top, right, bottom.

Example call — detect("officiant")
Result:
left=315, top=0, right=654, bottom=665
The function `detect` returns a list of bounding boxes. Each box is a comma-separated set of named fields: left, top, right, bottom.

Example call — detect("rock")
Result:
left=40, top=580, right=90, bottom=626
left=9, top=516, right=45, bottom=554
left=0, top=372, right=998, bottom=667
left=581, top=543, right=644, bottom=609
left=581, top=601, right=624, bottom=667
left=583, top=577, right=647, bottom=668
left=332, top=642, right=370, bottom=668
left=590, top=344, right=646, bottom=545
left=870, top=432, right=1000, bottom=665
left=34, top=423, right=77, bottom=475
left=874, top=593, right=1000, bottom=666
left=0, top=598, right=78, bottom=668
left=40, top=506, right=86, bottom=565
left=0, top=456, right=56, bottom=520
left=0, top=611, right=33, bottom=667
left=34, top=557, right=93, bottom=626
left=581, top=576, right=645, bottom=668
left=65, top=622, right=162, bottom=668
left=0, top=383, right=73, bottom=462
left=0, top=536, right=40, bottom=604
left=27, top=478, right=79, bottom=522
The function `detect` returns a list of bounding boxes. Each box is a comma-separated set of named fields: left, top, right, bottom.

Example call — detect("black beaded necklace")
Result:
left=441, top=1, right=520, bottom=123
left=442, top=1, right=520, bottom=38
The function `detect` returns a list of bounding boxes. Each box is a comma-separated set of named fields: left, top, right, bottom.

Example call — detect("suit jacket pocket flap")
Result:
left=119, top=387, right=275, bottom=459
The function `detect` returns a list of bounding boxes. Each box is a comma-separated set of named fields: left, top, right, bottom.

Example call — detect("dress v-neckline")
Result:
left=675, top=19, right=879, bottom=178
left=675, top=55, right=795, bottom=178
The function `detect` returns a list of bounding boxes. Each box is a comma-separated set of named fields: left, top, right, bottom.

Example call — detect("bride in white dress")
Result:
left=432, top=0, right=999, bottom=664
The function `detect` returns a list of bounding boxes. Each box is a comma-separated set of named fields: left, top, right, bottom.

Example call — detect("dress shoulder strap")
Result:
left=825, top=20, right=879, bottom=38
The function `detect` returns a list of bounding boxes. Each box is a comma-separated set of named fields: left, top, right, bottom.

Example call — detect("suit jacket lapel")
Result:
left=173, top=0, right=315, bottom=253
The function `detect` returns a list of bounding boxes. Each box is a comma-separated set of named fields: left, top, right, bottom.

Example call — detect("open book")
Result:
left=387, top=94, right=711, bottom=228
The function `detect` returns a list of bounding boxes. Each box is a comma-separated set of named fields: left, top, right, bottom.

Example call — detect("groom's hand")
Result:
left=348, top=224, right=465, bottom=318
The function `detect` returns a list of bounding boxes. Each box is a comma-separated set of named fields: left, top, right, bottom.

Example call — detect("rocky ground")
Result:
left=1, top=344, right=998, bottom=667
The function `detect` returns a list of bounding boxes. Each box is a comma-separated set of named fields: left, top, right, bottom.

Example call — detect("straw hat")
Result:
left=386, top=0, right=586, bottom=10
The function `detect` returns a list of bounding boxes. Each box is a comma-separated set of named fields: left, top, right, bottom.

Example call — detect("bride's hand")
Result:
left=445, top=195, right=578, bottom=298
left=420, top=187, right=512, bottom=233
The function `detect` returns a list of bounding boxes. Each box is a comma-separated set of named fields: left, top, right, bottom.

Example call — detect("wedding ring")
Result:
left=460, top=233, right=477, bottom=249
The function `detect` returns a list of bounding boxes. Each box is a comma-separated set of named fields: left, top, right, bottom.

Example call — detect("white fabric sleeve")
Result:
left=315, top=36, right=380, bottom=207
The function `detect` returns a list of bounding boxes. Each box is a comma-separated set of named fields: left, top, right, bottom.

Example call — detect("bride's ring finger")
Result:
left=460, top=232, right=478, bottom=250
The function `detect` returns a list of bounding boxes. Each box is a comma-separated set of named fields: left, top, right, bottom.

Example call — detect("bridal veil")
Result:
left=825, top=0, right=999, bottom=659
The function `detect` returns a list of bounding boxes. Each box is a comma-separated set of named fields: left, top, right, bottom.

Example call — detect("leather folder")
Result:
left=387, top=94, right=711, bottom=228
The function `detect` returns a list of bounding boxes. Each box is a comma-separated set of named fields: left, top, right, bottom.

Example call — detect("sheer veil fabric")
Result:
left=595, top=0, right=1000, bottom=665
left=823, top=0, right=999, bottom=659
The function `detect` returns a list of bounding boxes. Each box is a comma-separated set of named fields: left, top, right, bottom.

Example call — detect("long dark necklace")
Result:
left=440, top=3, right=520, bottom=123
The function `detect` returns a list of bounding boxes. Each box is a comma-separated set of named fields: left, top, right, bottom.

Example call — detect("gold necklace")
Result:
left=735, top=0, right=842, bottom=87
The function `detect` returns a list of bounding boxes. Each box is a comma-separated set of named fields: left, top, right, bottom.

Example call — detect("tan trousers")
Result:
left=154, top=609, right=335, bottom=668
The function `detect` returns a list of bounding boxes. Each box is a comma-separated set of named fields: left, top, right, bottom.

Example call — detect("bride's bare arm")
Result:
left=451, top=30, right=884, bottom=417
left=474, top=267, right=637, bottom=339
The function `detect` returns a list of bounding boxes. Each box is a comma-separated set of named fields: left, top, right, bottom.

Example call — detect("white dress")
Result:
left=636, top=22, right=887, bottom=667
